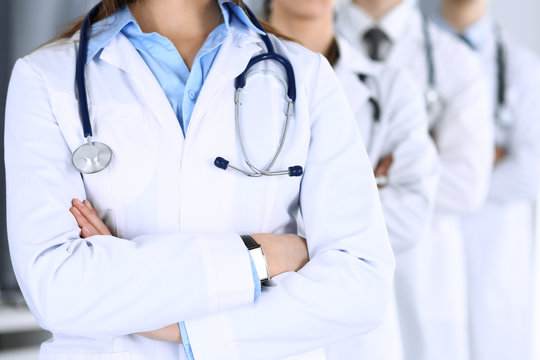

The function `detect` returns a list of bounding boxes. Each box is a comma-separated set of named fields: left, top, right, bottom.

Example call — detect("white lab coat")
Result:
left=4, top=23, right=396, bottom=360
left=324, top=38, right=439, bottom=360
left=336, top=3, right=493, bottom=360
left=461, top=28, right=540, bottom=360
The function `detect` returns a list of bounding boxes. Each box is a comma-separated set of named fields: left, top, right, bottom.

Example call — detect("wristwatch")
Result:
left=241, top=235, right=270, bottom=285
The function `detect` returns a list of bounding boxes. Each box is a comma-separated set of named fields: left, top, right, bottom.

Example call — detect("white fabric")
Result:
left=336, top=3, right=493, bottom=360
left=324, top=38, right=439, bottom=360
left=4, top=22, right=395, bottom=360
left=461, top=26, right=540, bottom=360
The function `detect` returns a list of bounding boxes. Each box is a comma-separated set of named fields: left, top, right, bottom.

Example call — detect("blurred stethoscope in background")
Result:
left=494, top=28, right=511, bottom=128
left=357, top=73, right=387, bottom=187
left=422, top=16, right=510, bottom=127
left=422, top=14, right=444, bottom=118
left=73, top=2, right=303, bottom=177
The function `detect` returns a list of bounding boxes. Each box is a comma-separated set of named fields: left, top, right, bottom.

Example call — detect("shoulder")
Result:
left=504, top=38, right=540, bottom=87
left=428, top=21, right=482, bottom=73
left=13, top=34, right=79, bottom=95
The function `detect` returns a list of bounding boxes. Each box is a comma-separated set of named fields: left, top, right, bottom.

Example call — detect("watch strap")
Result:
left=241, top=235, right=260, bottom=250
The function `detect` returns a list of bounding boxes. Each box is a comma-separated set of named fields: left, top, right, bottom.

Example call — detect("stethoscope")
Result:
left=494, top=27, right=511, bottom=128
left=422, top=16, right=509, bottom=127
left=214, top=5, right=303, bottom=177
left=357, top=73, right=381, bottom=153
left=73, top=2, right=303, bottom=178
left=421, top=14, right=444, bottom=118
left=357, top=73, right=387, bottom=187
left=72, top=3, right=113, bottom=174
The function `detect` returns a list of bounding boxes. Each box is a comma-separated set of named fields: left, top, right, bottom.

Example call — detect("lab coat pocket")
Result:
left=50, top=93, right=151, bottom=237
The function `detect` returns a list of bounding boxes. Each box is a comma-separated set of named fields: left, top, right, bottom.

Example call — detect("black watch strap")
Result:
left=241, top=235, right=260, bottom=250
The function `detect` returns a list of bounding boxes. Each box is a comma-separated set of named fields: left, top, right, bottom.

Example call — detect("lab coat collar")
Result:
left=434, top=14, right=495, bottom=52
left=335, top=36, right=377, bottom=77
left=96, top=25, right=262, bottom=139
left=337, top=0, right=413, bottom=45
left=333, top=37, right=374, bottom=108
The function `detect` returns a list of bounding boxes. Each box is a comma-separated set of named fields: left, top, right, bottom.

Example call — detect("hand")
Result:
left=495, top=147, right=507, bottom=164
left=374, top=154, right=393, bottom=188
left=70, top=199, right=111, bottom=237
left=251, top=234, right=308, bottom=278
left=137, top=324, right=182, bottom=343
left=70, top=200, right=181, bottom=343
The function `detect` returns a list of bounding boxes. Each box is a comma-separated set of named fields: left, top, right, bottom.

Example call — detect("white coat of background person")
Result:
left=326, top=38, right=440, bottom=360
left=4, top=0, right=396, bottom=359
left=437, top=1, right=540, bottom=359
left=265, top=1, right=439, bottom=358
left=335, top=1, right=494, bottom=360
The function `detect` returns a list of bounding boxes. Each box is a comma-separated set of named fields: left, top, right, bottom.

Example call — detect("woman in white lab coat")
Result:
left=267, top=1, right=439, bottom=359
left=4, top=0, right=395, bottom=359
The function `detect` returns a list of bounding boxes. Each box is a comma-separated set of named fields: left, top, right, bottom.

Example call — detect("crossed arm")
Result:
left=69, top=198, right=309, bottom=343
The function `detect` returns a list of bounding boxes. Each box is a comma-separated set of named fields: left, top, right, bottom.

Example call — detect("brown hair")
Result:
left=58, top=0, right=288, bottom=40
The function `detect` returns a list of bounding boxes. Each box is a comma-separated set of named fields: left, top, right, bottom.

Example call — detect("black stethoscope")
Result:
left=73, top=2, right=303, bottom=177
left=357, top=73, right=387, bottom=186
left=422, top=16, right=509, bottom=126
left=493, top=28, right=511, bottom=128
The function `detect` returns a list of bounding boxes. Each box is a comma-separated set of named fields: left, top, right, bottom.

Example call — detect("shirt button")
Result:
left=188, top=90, right=196, bottom=100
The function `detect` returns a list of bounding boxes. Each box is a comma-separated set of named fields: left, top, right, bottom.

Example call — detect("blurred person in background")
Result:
left=335, top=0, right=494, bottom=359
left=266, top=0, right=439, bottom=359
left=437, top=0, right=540, bottom=359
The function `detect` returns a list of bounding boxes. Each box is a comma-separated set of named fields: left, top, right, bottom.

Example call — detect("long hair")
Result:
left=58, top=0, right=287, bottom=40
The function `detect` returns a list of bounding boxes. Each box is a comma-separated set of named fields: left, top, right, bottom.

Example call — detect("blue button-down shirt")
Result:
left=87, top=1, right=264, bottom=134
left=435, top=14, right=494, bottom=51
left=87, top=2, right=263, bottom=358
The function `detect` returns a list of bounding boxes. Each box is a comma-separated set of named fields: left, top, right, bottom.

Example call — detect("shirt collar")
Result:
left=435, top=14, right=494, bottom=51
left=340, top=0, right=413, bottom=44
left=86, top=0, right=265, bottom=64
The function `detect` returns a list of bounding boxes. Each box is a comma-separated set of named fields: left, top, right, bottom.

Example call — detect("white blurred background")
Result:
left=0, top=0, right=539, bottom=359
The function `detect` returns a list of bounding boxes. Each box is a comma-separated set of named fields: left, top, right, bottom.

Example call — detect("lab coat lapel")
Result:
left=186, top=29, right=262, bottom=138
left=99, top=34, right=184, bottom=143
left=335, top=38, right=372, bottom=106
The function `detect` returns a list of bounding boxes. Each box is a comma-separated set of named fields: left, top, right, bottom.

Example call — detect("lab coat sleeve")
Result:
left=378, top=72, right=439, bottom=253
left=183, top=55, right=396, bottom=359
left=432, top=62, right=494, bottom=213
left=5, top=59, right=256, bottom=338
left=487, top=60, right=540, bottom=204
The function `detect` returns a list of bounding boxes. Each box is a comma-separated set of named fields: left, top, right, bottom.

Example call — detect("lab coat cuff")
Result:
left=179, top=322, right=195, bottom=360
left=184, top=312, right=238, bottom=359
left=248, top=252, right=262, bottom=299
left=203, top=233, right=255, bottom=311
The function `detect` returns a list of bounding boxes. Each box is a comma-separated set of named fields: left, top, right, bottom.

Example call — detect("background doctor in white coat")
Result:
left=436, top=0, right=540, bottom=359
left=4, top=0, right=395, bottom=359
left=266, top=1, right=439, bottom=359
left=335, top=1, right=493, bottom=359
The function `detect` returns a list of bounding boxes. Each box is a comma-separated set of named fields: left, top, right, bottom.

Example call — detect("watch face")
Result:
left=250, top=248, right=270, bottom=282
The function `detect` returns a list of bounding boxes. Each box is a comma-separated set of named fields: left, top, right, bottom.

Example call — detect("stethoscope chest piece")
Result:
left=425, top=88, right=444, bottom=118
left=72, top=137, right=113, bottom=174
left=496, top=106, right=513, bottom=128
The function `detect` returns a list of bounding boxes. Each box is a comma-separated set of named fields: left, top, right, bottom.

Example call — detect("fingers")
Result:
left=70, top=206, right=100, bottom=238
left=374, top=154, right=393, bottom=177
left=495, top=147, right=507, bottom=164
left=71, top=199, right=112, bottom=236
